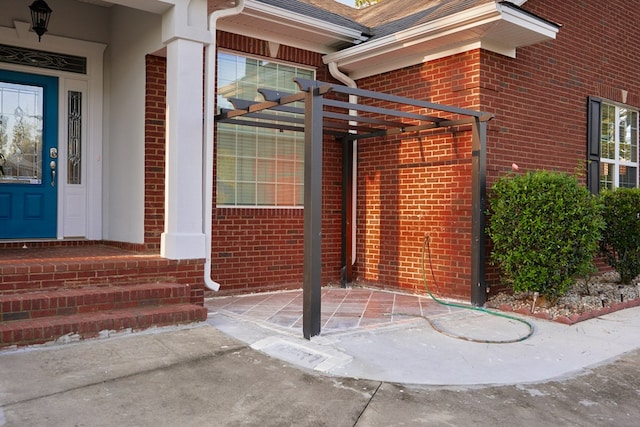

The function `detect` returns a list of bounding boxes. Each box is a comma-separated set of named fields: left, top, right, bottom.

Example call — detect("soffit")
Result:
left=217, top=0, right=369, bottom=54
left=323, top=1, right=560, bottom=80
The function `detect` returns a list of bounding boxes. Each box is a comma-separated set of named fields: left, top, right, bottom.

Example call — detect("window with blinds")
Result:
left=216, top=52, right=313, bottom=207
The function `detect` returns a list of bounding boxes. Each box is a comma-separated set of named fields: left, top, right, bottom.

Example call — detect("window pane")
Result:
left=237, top=130, right=256, bottom=157
left=600, top=162, right=614, bottom=190
left=217, top=154, right=236, bottom=181
left=630, top=111, right=638, bottom=163
left=619, top=108, right=635, bottom=162
left=217, top=179, right=235, bottom=205
left=257, top=136, right=276, bottom=158
left=237, top=157, right=256, bottom=181
left=237, top=182, right=256, bottom=205
left=619, top=165, right=637, bottom=188
left=601, top=104, right=615, bottom=160
left=296, top=184, right=304, bottom=205
left=0, top=82, right=43, bottom=184
left=67, top=91, right=82, bottom=185
left=257, top=158, right=276, bottom=181
left=259, top=61, right=278, bottom=88
left=257, top=183, right=275, bottom=205
left=277, top=183, right=295, bottom=205
left=218, top=125, right=236, bottom=153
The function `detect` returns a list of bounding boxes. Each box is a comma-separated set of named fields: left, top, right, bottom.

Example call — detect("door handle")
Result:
left=50, top=160, right=56, bottom=187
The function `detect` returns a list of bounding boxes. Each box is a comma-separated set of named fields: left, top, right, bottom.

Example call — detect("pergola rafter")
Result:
left=215, top=78, right=493, bottom=339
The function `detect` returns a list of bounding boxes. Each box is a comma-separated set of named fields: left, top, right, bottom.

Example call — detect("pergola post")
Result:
left=341, top=136, right=353, bottom=287
left=302, top=86, right=324, bottom=339
left=471, top=118, right=487, bottom=306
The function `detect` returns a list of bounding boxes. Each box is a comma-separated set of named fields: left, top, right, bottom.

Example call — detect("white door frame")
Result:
left=0, top=21, right=106, bottom=240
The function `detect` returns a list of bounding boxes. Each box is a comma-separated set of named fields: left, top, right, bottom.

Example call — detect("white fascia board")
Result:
left=242, top=0, right=367, bottom=45
left=323, top=3, right=501, bottom=66
left=497, top=2, right=559, bottom=40
left=324, top=1, right=558, bottom=75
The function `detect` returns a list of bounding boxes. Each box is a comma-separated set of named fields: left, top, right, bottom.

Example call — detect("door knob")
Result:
left=50, top=160, right=56, bottom=187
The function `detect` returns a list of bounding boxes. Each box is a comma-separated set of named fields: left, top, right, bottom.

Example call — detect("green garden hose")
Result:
left=395, top=234, right=535, bottom=344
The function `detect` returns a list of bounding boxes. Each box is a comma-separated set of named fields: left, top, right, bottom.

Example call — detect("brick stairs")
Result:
left=0, top=244, right=208, bottom=348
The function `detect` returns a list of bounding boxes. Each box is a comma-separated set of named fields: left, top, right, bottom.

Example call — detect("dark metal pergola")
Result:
left=216, top=78, right=493, bottom=339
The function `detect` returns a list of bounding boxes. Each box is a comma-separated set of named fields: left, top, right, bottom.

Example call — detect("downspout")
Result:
left=203, top=0, right=246, bottom=291
left=328, top=62, right=357, bottom=267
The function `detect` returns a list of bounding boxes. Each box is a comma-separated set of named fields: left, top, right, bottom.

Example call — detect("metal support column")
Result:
left=341, top=137, right=353, bottom=287
left=470, top=118, right=487, bottom=306
left=303, top=87, right=324, bottom=339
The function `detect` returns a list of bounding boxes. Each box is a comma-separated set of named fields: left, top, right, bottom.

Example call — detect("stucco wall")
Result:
left=104, top=5, right=162, bottom=244
left=1, top=0, right=110, bottom=43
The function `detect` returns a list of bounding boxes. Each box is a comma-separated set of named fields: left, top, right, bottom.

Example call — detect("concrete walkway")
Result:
left=207, top=288, right=640, bottom=385
left=1, top=289, right=640, bottom=425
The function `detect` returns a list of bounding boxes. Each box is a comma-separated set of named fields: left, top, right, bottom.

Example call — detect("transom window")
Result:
left=216, top=52, right=314, bottom=207
left=600, top=103, right=638, bottom=190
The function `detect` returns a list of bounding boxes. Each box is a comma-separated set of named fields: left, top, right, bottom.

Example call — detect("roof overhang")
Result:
left=323, top=1, right=560, bottom=80
left=216, top=0, right=369, bottom=55
left=81, top=0, right=173, bottom=14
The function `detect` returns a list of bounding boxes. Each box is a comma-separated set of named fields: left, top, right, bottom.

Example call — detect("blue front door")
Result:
left=0, top=70, right=58, bottom=238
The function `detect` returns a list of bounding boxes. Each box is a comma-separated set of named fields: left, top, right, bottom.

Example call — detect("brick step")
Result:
left=0, top=303, right=209, bottom=348
left=0, top=283, right=192, bottom=322
left=0, top=254, right=196, bottom=293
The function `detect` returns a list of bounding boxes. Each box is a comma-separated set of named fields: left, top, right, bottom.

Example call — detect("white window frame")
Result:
left=600, top=102, right=639, bottom=190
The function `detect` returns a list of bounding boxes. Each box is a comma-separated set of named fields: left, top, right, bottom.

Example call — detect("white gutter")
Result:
left=203, top=0, right=246, bottom=291
left=328, top=62, right=357, bottom=266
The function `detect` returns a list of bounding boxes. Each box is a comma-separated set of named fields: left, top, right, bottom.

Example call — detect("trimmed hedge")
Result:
left=599, top=188, right=640, bottom=284
left=487, top=170, right=604, bottom=300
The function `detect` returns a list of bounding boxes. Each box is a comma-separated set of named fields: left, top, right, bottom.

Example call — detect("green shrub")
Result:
left=487, top=170, right=604, bottom=300
left=599, top=188, right=640, bottom=284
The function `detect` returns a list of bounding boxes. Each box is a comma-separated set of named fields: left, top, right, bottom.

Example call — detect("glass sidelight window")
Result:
left=67, top=90, right=82, bottom=185
left=0, top=81, right=43, bottom=184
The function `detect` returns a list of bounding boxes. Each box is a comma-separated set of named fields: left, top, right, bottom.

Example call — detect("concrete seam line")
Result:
left=352, top=381, right=382, bottom=426
left=0, top=347, right=248, bottom=408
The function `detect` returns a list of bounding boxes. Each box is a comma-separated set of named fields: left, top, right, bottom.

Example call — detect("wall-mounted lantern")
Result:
left=29, top=0, right=52, bottom=42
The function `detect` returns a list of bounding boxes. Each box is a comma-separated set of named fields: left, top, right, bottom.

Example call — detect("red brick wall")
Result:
left=211, top=32, right=343, bottom=294
left=144, top=0, right=640, bottom=302
left=480, top=0, right=640, bottom=287
left=144, top=55, right=166, bottom=252
left=483, top=0, right=640, bottom=183
left=353, top=52, right=481, bottom=300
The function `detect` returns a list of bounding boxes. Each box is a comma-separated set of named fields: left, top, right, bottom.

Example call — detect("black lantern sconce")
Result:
left=29, top=0, right=52, bottom=42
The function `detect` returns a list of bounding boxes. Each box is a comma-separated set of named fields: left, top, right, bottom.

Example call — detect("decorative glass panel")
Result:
left=0, top=82, right=43, bottom=184
left=67, top=91, right=82, bottom=184
left=0, top=44, right=86, bottom=74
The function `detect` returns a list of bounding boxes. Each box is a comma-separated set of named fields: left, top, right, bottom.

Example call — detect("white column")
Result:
left=161, top=37, right=205, bottom=259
